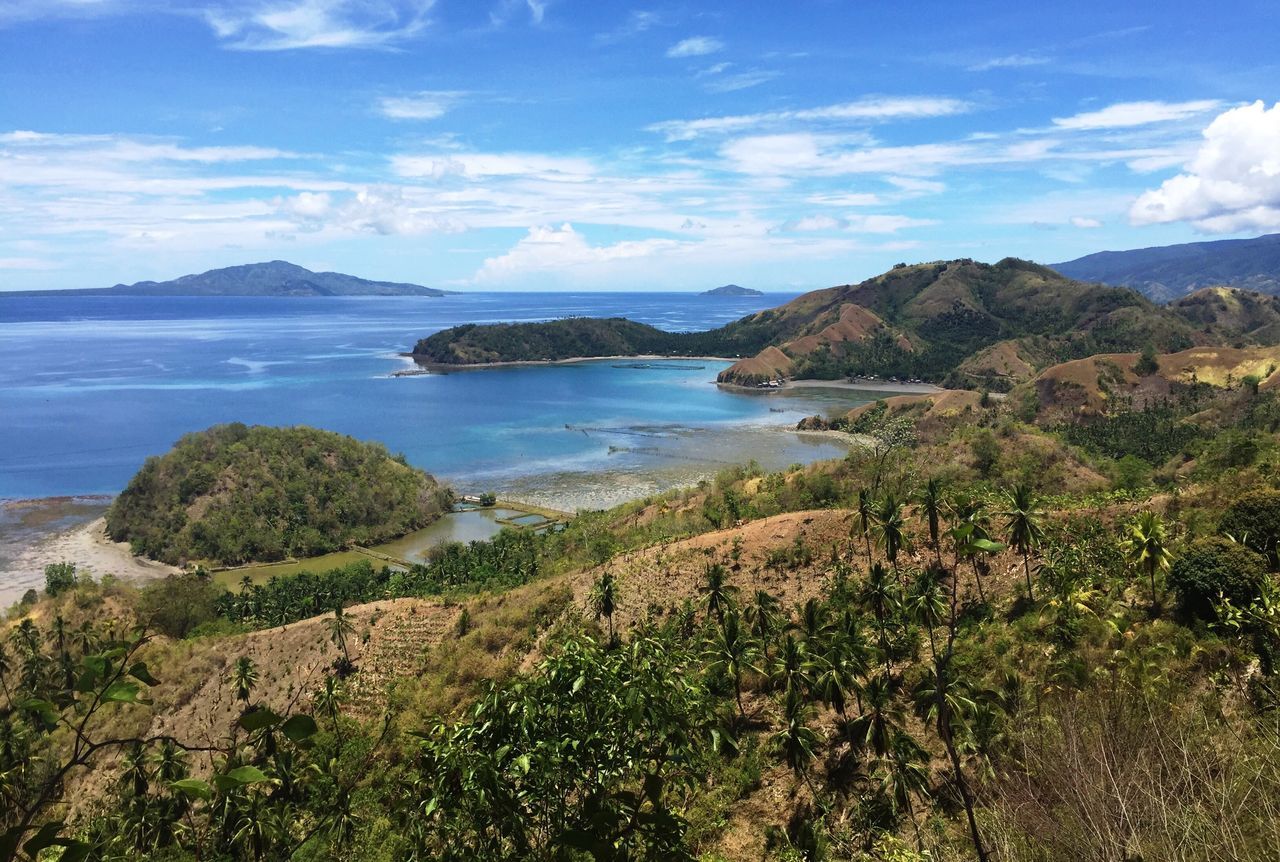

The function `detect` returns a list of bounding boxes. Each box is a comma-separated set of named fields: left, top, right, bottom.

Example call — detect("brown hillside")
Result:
left=1025, top=344, right=1280, bottom=421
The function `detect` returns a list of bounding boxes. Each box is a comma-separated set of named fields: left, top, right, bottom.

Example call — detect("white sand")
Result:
left=0, top=517, right=179, bottom=607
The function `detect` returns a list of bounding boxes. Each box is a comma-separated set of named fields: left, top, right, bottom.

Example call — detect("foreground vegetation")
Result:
left=7, top=366, right=1280, bottom=860
left=105, top=424, right=451, bottom=566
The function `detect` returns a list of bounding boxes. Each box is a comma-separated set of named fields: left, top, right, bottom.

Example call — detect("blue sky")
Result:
left=1, top=1, right=1277, bottom=292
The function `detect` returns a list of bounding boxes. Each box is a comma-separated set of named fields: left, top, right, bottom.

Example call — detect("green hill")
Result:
left=105, top=424, right=451, bottom=565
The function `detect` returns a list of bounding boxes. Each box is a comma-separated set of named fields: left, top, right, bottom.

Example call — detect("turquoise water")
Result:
left=0, top=293, right=891, bottom=509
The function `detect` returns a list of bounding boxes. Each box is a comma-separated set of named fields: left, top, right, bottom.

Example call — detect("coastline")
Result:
left=0, top=513, right=180, bottom=608
left=395, top=353, right=743, bottom=372
left=716, top=378, right=944, bottom=395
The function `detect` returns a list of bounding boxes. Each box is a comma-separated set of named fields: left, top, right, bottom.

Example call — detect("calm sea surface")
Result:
left=0, top=292, right=889, bottom=510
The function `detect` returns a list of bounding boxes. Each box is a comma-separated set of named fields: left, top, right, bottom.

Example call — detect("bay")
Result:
left=0, top=292, right=891, bottom=511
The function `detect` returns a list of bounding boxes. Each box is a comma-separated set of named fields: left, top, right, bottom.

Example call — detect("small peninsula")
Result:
left=13, top=260, right=450, bottom=297
left=106, top=423, right=452, bottom=565
left=701, top=284, right=763, bottom=296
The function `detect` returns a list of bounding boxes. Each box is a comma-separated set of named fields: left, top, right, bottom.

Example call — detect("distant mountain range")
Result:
left=701, top=284, right=763, bottom=296
left=1052, top=233, right=1280, bottom=302
left=13, top=261, right=449, bottom=297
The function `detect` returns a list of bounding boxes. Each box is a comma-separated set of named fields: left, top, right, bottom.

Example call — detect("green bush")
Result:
left=44, top=562, right=77, bottom=596
left=138, top=571, right=226, bottom=638
left=1167, top=537, right=1268, bottom=621
left=1218, top=489, right=1280, bottom=568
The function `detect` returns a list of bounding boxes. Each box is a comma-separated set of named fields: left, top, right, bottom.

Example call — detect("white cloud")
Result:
left=1130, top=100, right=1280, bottom=233
left=649, top=96, right=972, bottom=141
left=720, top=133, right=972, bottom=177
left=474, top=223, right=680, bottom=282
left=376, top=90, right=463, bottom=120
left=205, top=0, right=436, bottom=50
left=1070, top=216, right=1102, bottom=228
left=702, top=70, right=780, bottom=93
left=1052, top=99, right=1221, bottom=131
left=0, top=256, right=58, bottom=270
left=391, top=151, right=597, bottom=181
left=806, top=192, right=882, bottom=207
left=282, top=186, right=464, bottom=235
left=779, top=213, right=933, bottom=233
left=967, top=53, right=1048, bottom=72
left=666, top=36, right=723, bottom=58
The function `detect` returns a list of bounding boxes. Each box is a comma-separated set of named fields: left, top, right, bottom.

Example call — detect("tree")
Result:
left=1168, top=537, right=1267, bottom=622
left=326, top=607, right=356, bottom=670
left=862, top=563, right=899, bottom=673
left=1002, top=483, right=1045, bottom=601
left=705, top=609, right=758, bottom=719
left=914, top=478, right=946, bottom=566
left=1123, top=511, right=1173, bottom=610
left=1218, top=489, right=1280, bottom=568
left=875, top=493, right=908, bottom=580
left=590, top=570, right=618, bottom=643
left=231, top=656, right=258, bottom=706
left=42, top=562, right=76, bottom=597
left=744, top=590, right=782, bottom=665
left=772, top=686, right=820, bottom=790
left=701, top=563, right=736, bottom=623
left=1134, top=343, right=1160, bottom=375
left=855, top=489, right=876, bottom=566
left=971, top=430, right=1000, bottom=478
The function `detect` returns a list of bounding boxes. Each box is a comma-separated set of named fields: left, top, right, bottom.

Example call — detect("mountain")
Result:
left=17, top=260, right=450, bottom=297
left=701, top=284, right=763, bottom=296
left=714, top=257, right=1219, bottom=388
left=1052, top=233, right=1280, bottom=302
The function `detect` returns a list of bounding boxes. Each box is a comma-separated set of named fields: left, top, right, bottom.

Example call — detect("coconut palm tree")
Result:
left=705, top=609, right=757, bottom=719
left=846, top=671, right=903, bottom=758
left=772, top=686, right=820, bottom=790
left=875, top=494, right=908, bottom=580
left=590, top=570, right=619, bottom=643
left=878, top=729, right=932, bottom=850
left=1002, top=483, right=1046, bottom=601
left=772, top=632, right=813, bottom=698
left=744, top=590, right=782, bottom=665
left=326, top=606, right=356, bottom=667
left=914, top=477, right=946, bottom=566
left=861, top=563, right=899, bottom=672
left=231, top=656, right=258, bottom=706
left=855, top=489, right=876, bottom=566
left=1124, top=510, right=1173, bottom=610
left=701, top=562, right=736, bottom=623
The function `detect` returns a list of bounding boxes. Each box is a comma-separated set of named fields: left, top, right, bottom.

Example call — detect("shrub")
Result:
left=1218, top=489, right=1280, bottom=568
left=138, top=571, right=225, bottom=638
left=972, top=430, right=1001, bottom=478
left=1167, top=538, right=1268, bottom=621
left=1134, top=344, right=1159, bottom=376
left=44, top=562, right=77, bottom=596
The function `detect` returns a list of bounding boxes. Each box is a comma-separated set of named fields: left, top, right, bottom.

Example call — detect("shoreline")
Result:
left=395, top=353, right=743, bottom=372
left=716, top=377, right=944, bottom=395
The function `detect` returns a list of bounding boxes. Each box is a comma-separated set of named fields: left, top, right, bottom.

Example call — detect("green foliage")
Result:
left=1168, top=537, right=1268, bottom=621
left=42, top=562, right=76, bottom=597
left=1219, top=489, right=1280, bottom=567
left=971, top=430, right=1001, bottom=478
left=1134, top=344, right=1160, bottom=375
left=106, top=423, right=451, bottom=565
left=137, top=571, right=223, bottom=638
left=1055, top=406, right=1209, bottom=465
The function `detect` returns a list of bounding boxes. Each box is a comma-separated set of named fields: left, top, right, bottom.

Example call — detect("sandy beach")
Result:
left=0, top=513, right=179, bottom=608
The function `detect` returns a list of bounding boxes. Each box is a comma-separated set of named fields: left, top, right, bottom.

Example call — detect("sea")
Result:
left=0, top=292, right=892, bottom=511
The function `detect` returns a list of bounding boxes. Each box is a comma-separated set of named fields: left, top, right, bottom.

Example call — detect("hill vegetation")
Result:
left=105, top=423, right=451, bottom=565
left=1053, top=232, right=1280, bottom=301
left=413, top=259, right=1280, bottom=390
left=9, top=362, right=1280, bottom=860
left=702, top=284, right=764, bottom=296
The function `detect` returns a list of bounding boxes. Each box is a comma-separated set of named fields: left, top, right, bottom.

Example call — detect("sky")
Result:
left=0, top=1, right=1278, bottom=292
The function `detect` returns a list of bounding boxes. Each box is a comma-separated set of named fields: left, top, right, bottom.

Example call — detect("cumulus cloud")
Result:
left=474, top=223, right=680, bottom=282
left=1130, top=100, right=1280, bottom=233
left=282, top=186, right=463, bottom=235
left=391, top=151, right=596, bottom=181
left=376, top=90, right=463, bottom=120
left=1070, top=216, right=1102, bottom=228
left=1052, top=99, right=1221, bottom=131
left=666, top=36, right=723, bottom=58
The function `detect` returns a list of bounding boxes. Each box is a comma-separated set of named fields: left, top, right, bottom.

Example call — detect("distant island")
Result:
left=11, top=260, right=450, bottom=297
left=701, top=284, right=763, bottom=296
left=1053, top=233, right=1280, bottom=302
